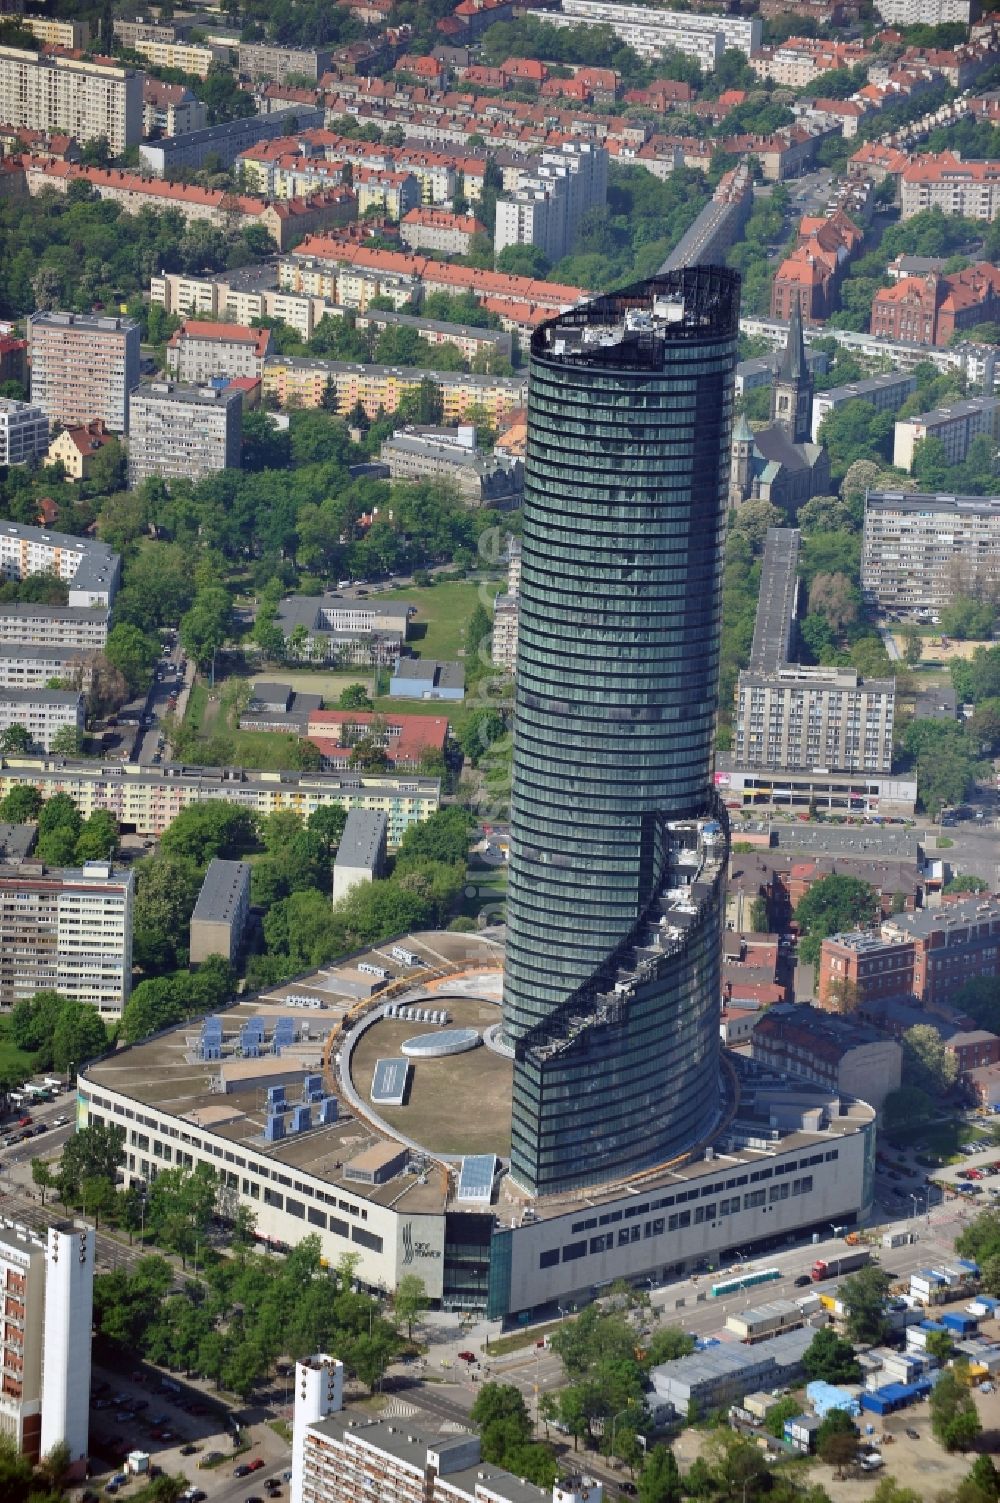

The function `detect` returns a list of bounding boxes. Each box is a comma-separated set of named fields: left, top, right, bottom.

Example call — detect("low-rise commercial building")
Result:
left=862, top=490, right=1000, bottom=612
left=28, top=312, right=140, bottom=435
left=127, top=383, right=243, bottom=487
left=0, top=1223, right=95, bottom=1470
left=389, top=659, right=465, bottom=700
left=0, top=860, right=132, bottom=1014
left=332, top=809, right=387, bottom=903
left=0, top=399, right=49, bottom=467
left=893, top=395, right=1000, bottom=471
left=275, top=596, right=411, bottom=666
left=189, top=859, right=252, bottom=965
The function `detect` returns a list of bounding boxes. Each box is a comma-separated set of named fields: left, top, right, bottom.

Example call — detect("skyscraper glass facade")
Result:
left=503, top=268, right=740, bottom=1196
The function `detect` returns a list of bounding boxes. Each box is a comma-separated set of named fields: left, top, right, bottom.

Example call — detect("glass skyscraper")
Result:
left=503, top=268, right=740, bottom=1197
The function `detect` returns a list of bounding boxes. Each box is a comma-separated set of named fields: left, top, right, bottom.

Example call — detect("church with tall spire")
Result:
left=729, top=302, right=830, bottom=511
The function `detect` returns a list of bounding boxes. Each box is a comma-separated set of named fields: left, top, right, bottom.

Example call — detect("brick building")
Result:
left=871, top=264, right=1000, bottom=347
left=751, top=1003, right=902, bottom=1108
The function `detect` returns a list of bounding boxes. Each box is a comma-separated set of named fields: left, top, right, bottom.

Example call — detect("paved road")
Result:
left=137, top=637, right=189, bottom=765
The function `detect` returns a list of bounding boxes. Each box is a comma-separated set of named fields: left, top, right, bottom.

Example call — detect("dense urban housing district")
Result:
left=6, top=3, right=1000, bottom=1503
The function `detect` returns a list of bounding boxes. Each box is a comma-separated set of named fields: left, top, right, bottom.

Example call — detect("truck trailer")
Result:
left=812, top=1249, right=872, bottom=1282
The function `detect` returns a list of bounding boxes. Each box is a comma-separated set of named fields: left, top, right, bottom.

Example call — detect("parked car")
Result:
left=906, top=1428, right=920, bottom=1441
left=794, top=1274, right=812, bottom=1288
left=248, top=1459, right=266, bottom=1473
left=234, top=1465, right=252, bottom=1478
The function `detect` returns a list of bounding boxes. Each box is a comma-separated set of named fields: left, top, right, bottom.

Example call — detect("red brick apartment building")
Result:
left=871, top=264, right=1000, bottom=347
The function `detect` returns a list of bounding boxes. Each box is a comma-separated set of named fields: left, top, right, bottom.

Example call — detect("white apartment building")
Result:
left=127, top=383, right=243, bottom=488
left=0, top=400, right=49, bottom=467
left=126, top=36, right=216, bottom=77
left=237, top=42, right=331, bottom=81
left=0, top=688, right=85, bottom=753
left=20, top=15, right=91, bottom=49
left=0, top=604, right=109, bottom=650
left=0, top=45, right=142, bottom=155
left=527, top=0, right=760, bottom=66
left=0, top=521, right=120, bottom=608
left=862, top=490, right=1000, bottom=612
left=893, top=395, right=1000, bottom=471
left=331, top=810, right=387, bottom=904
left=28, top=312, right=141, bottom=435
left=876, top=0, right=974, bottom=21
left=810, top=371, right=917, bottom=445
left=0, top=1224, right=94, bottom=1470
left=166, top=321, right=272, bottom=384
left=495, top=143, right=608, bottom=263
left=901, top=159, right=1000, bottom=223
left=491, top=593, right=518, bottom=673
left=0, top=860, right=133, bottom=1014
left=143, top=79, right=208, bottom=137
left=0, top=644, right=95, bottom=691
left=734, top=667, right=896, bottom=776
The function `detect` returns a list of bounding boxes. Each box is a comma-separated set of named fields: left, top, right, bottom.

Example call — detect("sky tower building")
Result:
left=504, top=269, right=740, bottom=1197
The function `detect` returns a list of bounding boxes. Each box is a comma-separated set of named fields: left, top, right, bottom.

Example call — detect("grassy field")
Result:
left=905, top=1118, right=994, bottom=1162
left=0, top=1019, right=36, bottom=1084
left=383, top=580, right=500, bottom=661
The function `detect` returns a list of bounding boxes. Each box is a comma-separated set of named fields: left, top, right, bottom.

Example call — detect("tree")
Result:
left=963, top=1456, right=1000, bottom=1503
left=338, top=683, right=373, bottom=710
left=32, top=1157, right=56, bottom=1205
left=795, top=874, right=879, bottom=966
left=51, top=1001, right=108, bottom=1073
left=180, top=585, right=231, bottom=670
left=0, top=724, right=31, bottom=755
left=882, top=1085, right=936, bottom=1136
left=393, top=1273, right=428, bottom=1339
left=748, top=896, right=769, bottom=933
left=75, top=810, right=119, bottom=863
left=802, top=1326, right=862, bottom=1383
left=160, top=801, right=256, bottom=866
left=901, top=1024, right=959, bottom=1095
left=133, top=852, right=203, bottom=973
left=902, top=623, right=924, bottom=666
left=764, top=1394, right=801, bottom=1439
left=105, top=623, right=160, bottom=697
left=925, top=1328, right=954, bottom=1363
left=643, top=1327, right=695, bottom=1367
left=930, top=1366, right=982, bottom=1451
left=638, top=1444, right=682, bottom=1503
left=840, top=1263, right=892, bottom=1345
left=58, top=1119, right=125, bottom=1202
left=0, top=785, right=42, bottom=821
left=50, top=724, right=84, bottom=757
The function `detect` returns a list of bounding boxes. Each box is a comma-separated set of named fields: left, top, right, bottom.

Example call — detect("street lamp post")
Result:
left=609, top=1403, right=636, bottom=1464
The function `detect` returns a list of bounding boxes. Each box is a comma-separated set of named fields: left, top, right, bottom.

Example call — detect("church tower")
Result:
left=770, top=299, right=811, bottom=445
left=729, top=412, right=755, bottom=506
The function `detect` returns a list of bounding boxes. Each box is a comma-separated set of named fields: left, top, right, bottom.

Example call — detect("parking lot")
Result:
left=85, top=1364, right=289, bottom=1503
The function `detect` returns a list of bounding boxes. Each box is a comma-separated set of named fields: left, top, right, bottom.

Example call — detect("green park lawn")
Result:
left=384, top=580, right=500, bottom=662
left=0, top=1019, right=36, bottom=1084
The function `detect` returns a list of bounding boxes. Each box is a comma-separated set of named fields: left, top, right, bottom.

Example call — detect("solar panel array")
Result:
left=457, top=1154, right=497, bottom=1203
left=371, top=1057, right=411, bottom=1106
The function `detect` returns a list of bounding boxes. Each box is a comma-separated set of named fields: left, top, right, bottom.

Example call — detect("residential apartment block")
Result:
left=901, top=152, right=1000, bottom=222
left=527, top=0, right=760, bottom=65
left=876, top=0, right=974, bottom=20
left=332, top=809, right=387, bottom=903
left=893, top=395, right=1000, bottom=471
left=189, top=858, right=252, bottom=965
left=237, top=43, right=331, bottom=82
left=495, top=142, right=608, bottom=263
left=27, top=312, right=140, bottom=435
left=0, top=762, right=440, bottom=845
left=0, top=1223, right=94, bottom=1469
left=735, top=666, right=896, bottom=775
left=733, top=528, right=895, bottom=776
left=810, top=371, right=917, bottom=444
left=142, top=79, right=208, bottom=137
left=166, top=322, right=272, bottom=384
left=125, top=35, right=216, bottom=77
left=0, top=604, right=109, bottom=651
left=0, top=46, right=142, bottom=155
left=0, top=644, right=95, bottom=692
left=0, top=522, right=119, bottom=608
left=0, top=689, right=85, bottom=753
left=378, top=427, right=522, bottom=507
left=138, top=106, right=325, bottom=175
left=0, top=399, right=49, bottom=467
left=0, top=860, right=133, bottom=1013
left=491, top=592, right=518, bottom=672
left=400, top=207, right=486, bottom=256
left=819, top=893, right=1000, bottom=1012
left=127, top=383, right=243, bottom=488
left=862, top=490, right=1000, bottom=611
left=262, top=356, right=526, bottom=425
left=20, top=15, right=91, bottom=48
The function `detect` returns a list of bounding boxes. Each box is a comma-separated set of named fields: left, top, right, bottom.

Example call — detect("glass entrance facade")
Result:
left=503, top=268, right=740, bottom=1196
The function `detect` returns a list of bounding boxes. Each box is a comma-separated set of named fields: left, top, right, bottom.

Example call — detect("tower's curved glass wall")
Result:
left=502, top=268, right=740, bottom=1196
